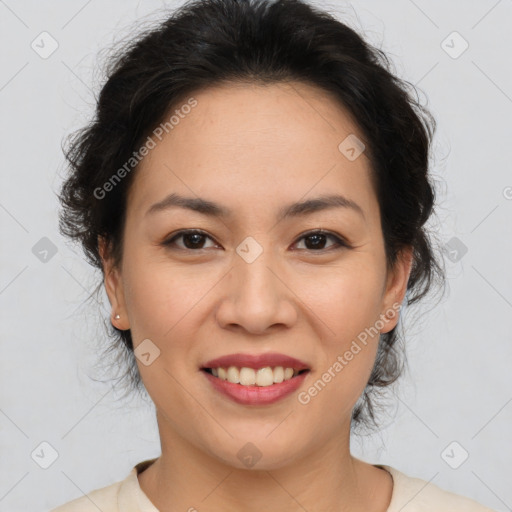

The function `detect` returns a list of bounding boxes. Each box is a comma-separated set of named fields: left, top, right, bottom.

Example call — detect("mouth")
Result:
left=201, top=366, right=310, bottom=405
left=201, top=366, right=310, bottom=387
left=200, top=352, right=311, bottom=405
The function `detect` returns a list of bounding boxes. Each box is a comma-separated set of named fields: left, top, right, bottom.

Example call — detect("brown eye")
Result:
left=162, top=229, right=349, bottom=252
left=293, top=230, right=348, bottom=251
left=162, top=230, right=217, bottom=250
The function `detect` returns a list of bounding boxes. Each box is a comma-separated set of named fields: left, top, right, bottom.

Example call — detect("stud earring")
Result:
left=114, top=314, right=120, bottom=320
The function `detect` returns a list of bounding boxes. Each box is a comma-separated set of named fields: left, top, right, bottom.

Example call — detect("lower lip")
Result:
left=202, top=370, right=309, bottom=405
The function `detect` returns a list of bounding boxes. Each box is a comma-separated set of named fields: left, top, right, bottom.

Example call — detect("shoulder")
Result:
left=49, top=458, right=158, bottom=512
left=49, top=475, right=126, bottom=512
left=380, top=465, right=496, bottom=512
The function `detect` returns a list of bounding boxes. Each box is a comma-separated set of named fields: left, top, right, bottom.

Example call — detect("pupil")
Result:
left=184, top=233, right=204, bottom=249
left=306, top=234, right=325, bottom=250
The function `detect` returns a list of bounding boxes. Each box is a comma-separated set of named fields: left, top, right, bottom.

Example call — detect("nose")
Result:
left=215, top=252, right=298, bottom=335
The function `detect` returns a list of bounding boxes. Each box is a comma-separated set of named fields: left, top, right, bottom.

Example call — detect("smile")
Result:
left=201, top=367, right=310, bottom=406
left=203, top=366, right=308, bottom=387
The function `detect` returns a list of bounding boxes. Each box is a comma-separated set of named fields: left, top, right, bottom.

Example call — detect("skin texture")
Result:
left=99, top=81, right=413, bottom=512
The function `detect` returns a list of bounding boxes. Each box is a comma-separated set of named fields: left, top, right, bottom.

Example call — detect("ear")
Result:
left=379, top=246, right=414, bottom=334
left=98, top=236, right=130, bottom=331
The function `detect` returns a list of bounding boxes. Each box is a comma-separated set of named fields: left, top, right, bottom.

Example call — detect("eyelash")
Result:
left=161, top=229, right=350, bottom=253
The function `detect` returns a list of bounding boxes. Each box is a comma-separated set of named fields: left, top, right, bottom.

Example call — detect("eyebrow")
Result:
left=145, top=192, right=365, bottom=221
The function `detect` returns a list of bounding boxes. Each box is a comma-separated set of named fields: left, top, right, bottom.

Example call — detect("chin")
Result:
left=206, top=435, right=304, bottom=472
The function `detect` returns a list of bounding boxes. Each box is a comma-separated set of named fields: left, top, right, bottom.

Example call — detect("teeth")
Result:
left=226, top=366, right=239, bottom=383
left=256, top=367, right=273, bottom=386
left=209, top=366, right=304, bottom=387
left=240, top=367, right=256, bottom=385
left=273, top=366, right=284, bottom=383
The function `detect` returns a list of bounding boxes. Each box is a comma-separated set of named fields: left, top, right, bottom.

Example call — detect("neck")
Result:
left=137, top=412, right=393, bottom=512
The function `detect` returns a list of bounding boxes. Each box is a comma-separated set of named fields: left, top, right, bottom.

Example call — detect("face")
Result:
left=101, top=81, right=412, bottom=469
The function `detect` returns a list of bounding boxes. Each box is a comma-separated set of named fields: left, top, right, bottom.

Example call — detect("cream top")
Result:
left=50, top=458, right=495, bottom=511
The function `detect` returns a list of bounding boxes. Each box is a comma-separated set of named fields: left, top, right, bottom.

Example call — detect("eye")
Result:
left=162, top=228, right=348, bottom=252
left=162, top=229, right=218, bottom=250
left=292, top=230, right=348, bottom=252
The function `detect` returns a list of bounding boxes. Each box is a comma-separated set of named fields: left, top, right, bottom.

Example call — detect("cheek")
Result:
left=121, top=250, right=220, bottom=343
left=296, top=260, right=384, bottom=397
left=299, top=259, right=385, bottom=341
left=296, top=270, right=383, bottom=434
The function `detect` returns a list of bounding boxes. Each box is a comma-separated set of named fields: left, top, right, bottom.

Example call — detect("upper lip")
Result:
left=201, top=352, right=310, bottom=371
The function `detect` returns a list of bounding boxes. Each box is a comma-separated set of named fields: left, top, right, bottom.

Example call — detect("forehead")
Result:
left=166, top=80, right=362, bottom=153
left=127, top=81, right=377, bottom=223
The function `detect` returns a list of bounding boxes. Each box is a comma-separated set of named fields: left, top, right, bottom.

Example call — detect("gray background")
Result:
left=1, top=0, right=511, bottom=511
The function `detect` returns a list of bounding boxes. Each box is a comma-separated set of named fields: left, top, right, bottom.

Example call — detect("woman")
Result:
left=52, top=0, right=494, bottom=510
